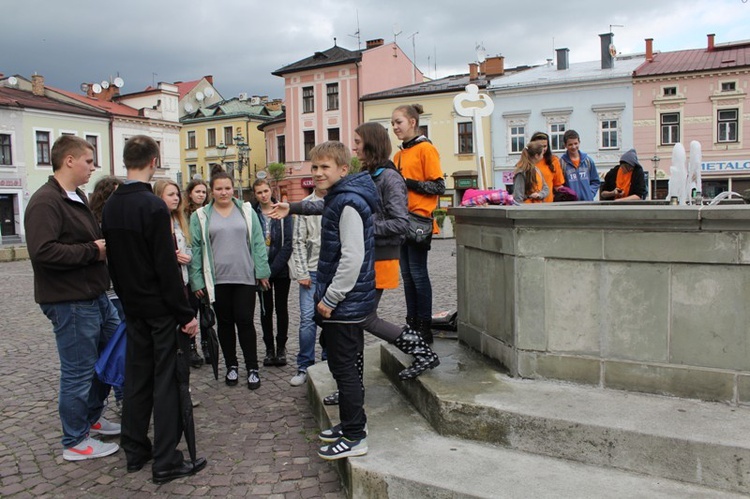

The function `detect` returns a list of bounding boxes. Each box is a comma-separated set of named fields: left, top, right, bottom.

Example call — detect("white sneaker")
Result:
left=290, top=370, right=308, bottom=386
left=63, top=437, right=119, bottom=461
left=90, top=417, right=121, bottom=436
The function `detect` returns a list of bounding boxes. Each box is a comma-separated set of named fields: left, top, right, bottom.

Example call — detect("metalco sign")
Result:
left=301, top=177, right=315, bottom=188
left=702, top=160, right=750, bottom=174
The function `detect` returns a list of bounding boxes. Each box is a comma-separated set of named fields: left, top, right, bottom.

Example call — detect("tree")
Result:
left=267, top=162, right=286, bottom=199
left=349, top=156, right=362, bottom=175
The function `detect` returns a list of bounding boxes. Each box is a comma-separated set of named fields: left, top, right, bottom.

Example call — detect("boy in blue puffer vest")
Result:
left=311, top=141, right=378, bottom=461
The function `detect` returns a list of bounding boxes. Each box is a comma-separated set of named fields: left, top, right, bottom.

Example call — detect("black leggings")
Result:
left=259, top=277, right=291, bottom=352
left=213, top=284, right=258, bottom=371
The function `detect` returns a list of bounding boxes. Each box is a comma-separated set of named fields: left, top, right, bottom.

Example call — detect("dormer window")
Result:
left=663, top=86, right=677, bottom=97
left=721, top=81, right=736, bottom=92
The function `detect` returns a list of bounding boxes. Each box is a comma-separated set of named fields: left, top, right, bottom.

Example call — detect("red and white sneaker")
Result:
left=90, top=417, right=121, bottom=436
left=63, top=437, right=119, bottom=461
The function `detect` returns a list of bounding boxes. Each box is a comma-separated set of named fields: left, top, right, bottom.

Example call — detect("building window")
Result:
left=224, top=126, right=234, bottom=146
left=188, top=164, right=197, bottom=179
left=549, top=123, right=566, bottom=152
left=328, top=128, right=340, bottom=142
left=277, top=135, right=286, bottom=163
left=0, top=134, right=12, bottom=166
left=420, top=125, right=429, bottom=139
left=326, top=83, right=339, bottom=111
left=457, top=122, right=473, bottom=154
left=85, top=135, right=99, bottom=167
left=155, top=140, right=162, bottom=168
left=303, top=86, right=314, bottom=113
left=187, top=131, right=196, bottom=149
left=36, top=131, right=51, bottom=165
left=303, top=130, right=315, bottom=160
left=207, top=128, right=216, bottom=147
left=721, top=81, right=736, bottom=92
left=660, top=113, right=680, bottom=145
left=510, top=126, right=525, bottom=153
left=717, top=109, right=738, bottom=143
left=663, top=86, right=677, bottom=96
left=600, top=120, right=618, bottom=149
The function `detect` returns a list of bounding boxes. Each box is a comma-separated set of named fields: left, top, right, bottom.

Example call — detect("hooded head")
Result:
left=619, top=149, right=641, bottom=171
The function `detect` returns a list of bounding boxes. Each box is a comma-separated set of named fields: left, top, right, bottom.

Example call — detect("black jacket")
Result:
left=25, top=176, right=109, bottom=304
left=102, top=181, right=194, bottom=326
left=601, top=164, right=646, bottom=199
left=254, top=201, right=293, bottom=279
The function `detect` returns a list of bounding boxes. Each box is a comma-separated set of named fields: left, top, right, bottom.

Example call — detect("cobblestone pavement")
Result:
left=0, top=239, right=457, bottom=498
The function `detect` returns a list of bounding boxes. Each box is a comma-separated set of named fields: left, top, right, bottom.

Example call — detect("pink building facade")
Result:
left=633, top=35, right=750, bottom=199
left=265, top=39, right=421, bottom=201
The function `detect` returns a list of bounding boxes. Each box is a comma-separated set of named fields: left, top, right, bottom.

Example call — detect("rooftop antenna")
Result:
left=609, top=24, right=624, bottom=34
left=409, top=32, right=419, bottom=82
left=393, top=23, right=402, bottom=45
left=152, top=72, right=158, bottom=87
left=348, top=10, right=361, bottom=50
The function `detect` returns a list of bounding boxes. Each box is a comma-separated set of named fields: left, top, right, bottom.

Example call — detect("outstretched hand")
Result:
left=268, top=202, right=290, bottom=219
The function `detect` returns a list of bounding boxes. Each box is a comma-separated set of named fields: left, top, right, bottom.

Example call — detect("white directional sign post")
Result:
left=453, top=83, right=495, bottom=189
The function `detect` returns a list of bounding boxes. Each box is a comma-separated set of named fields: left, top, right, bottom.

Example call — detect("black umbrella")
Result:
left=199, top=296, right=220, bottom=380
left=175, top=327, right=197, bottom=463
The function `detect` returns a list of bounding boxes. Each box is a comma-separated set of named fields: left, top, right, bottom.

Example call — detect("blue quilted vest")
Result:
left=315, top=172, right=377, bottom=322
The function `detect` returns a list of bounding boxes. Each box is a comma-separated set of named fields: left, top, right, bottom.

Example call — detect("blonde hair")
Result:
left=514, top=141, right=545, bottom=196
left=153, top=179, right=190, bottom=244
left=310, top=141, right=351, bottom=167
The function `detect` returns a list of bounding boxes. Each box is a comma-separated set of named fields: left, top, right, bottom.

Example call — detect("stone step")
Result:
left=307, top=345, right=745, bottom=498
left=380, top=340, right=750, bottom=495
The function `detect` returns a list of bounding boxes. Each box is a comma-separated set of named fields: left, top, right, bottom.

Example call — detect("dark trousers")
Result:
left=122, top=315, right=184, bottom=472
left=323, top=322, right=367, bottom=440
left=214, top=284, right=258, bottom=371
left=400, top=242, right=433, bottom=321
left=259, top=277, right=291, bottom=353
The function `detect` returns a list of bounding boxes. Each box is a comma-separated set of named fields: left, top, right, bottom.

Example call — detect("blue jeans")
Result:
left=400, top=243, right=433, bottom=321
left=41, top=294, right=120, bottom=448
left=297, top=271, right=318, bottom=371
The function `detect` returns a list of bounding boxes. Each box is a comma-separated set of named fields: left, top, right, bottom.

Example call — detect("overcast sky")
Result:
left=2, top=0, right=749, bottom=101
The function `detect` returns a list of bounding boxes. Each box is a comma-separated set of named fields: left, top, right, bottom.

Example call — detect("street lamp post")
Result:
left=650, top=155, right=661, bottom=200
left=216, top=142, right=228, bottom=165
left=233, top=133, right=251, bottom=201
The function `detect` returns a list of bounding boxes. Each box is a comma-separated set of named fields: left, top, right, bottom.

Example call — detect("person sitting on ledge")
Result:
left=600, top=149, right=646, bottom=201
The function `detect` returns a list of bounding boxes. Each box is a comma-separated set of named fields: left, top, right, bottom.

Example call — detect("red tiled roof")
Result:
left=0, top=86, right=106, bottom=117
left=635, top=42, right=750, bottom=77
left=52, top=87, right=141, bottom=117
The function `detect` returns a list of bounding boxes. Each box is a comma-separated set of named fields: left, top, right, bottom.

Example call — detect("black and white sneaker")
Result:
left=318, top=437, right=368, bottom=460
left=247, top=370, right=261, bottom=390
left=319, top=423, right=368, bottom=443
left=225, top=366, right=239, bottom=386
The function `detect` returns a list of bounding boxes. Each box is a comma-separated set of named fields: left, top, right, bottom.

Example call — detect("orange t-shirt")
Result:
left=522, top=169, right=546, bottom=204
left=616, top=168, right=633, bottom=196
left=536, top=156, right=565, bottom=203
left=394, top=140, right=443, bottom=233
left=375, top=259, right=400, bottom=290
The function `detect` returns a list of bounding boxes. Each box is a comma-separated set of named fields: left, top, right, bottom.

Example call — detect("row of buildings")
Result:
left=1, top=33, right=749, bottom=242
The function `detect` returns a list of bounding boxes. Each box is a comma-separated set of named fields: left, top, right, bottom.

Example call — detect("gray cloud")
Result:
left=2, top=0, right=748, bottom=100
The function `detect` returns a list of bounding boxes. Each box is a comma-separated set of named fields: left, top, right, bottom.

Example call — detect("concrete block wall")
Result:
left=451, top=204, right=750, bottom=404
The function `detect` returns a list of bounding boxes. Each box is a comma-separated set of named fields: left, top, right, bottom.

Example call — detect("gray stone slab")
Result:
left=601, top=262, right=670, bottom=362
left=545, top=259, right=602, bottom=354
left=670, top=265, right=750, bottom=371
left=605, top=232, right=740, bottom=264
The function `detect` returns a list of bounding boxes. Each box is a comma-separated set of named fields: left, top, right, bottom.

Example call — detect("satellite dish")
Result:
left=250, top=96, right=261, bottom=105
left=101, top=80, right=110, bottom=89
left=609, top=43, right=617, bottom=58
left=113, top=77, right=124, bottom=88
left=476, top=43, right=487, bottom=64
left=92, top=83, right=102, bottom=94
left=195, top=91, right=205, bottom=101
left=184, top=102, right=194, bottom=113
left=204, top=87, right=214, bottom=98
left=256, top=170, right=268, bottom=179
left=7, top=76, right=18, bottom=87
left=80, top=82, right=89, bottom=92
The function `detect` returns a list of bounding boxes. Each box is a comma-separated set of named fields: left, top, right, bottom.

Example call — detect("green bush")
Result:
left=433, top=208, right=447, bottom=228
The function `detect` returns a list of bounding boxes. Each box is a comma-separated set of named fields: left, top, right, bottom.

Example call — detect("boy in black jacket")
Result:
left=102, top=135, right=205, bottom=484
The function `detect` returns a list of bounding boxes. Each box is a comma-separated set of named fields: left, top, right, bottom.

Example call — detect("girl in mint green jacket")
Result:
left=189, top=172, right=270, bottom=389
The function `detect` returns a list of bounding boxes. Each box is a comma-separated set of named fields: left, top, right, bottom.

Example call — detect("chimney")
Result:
left=483, top=56, right=505, bottom=77
left=366, top=38, right=384, bottom=49
left=707, top=33, right=715, bottom=51
left=205, top=75, right=213, bottom=85
left=556, top=48, right=569, bottom=70
left=645, top=38, right=654, bottom=62
left=31, top=74, right=45, bottom=96
left=600, top=32, right=614, bottom=69
left=469, top=62, right=478, bottom=80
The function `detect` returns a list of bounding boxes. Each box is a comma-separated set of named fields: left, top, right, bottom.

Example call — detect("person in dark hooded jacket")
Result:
left=600, top=149, right=646, bottom=201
